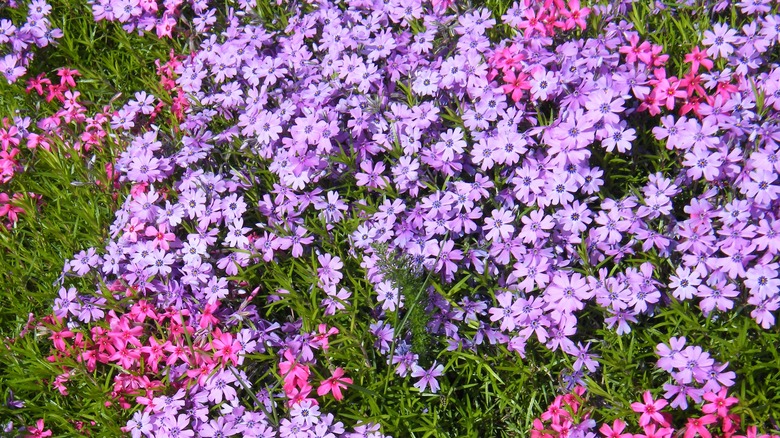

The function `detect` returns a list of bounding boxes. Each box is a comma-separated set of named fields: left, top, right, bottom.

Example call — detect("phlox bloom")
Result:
left=279, top=350, right=310, bottom=394
left=411, top=361, right=445, bottom=393
left=631, top=391, right=669, bottom=427
left=317, top=367, right=352, bottom=401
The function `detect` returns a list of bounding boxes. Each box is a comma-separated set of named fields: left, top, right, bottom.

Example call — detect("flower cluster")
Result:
left=530, top=386, right=596, bottom=438
left=89, top=0, right=217, bottom=38
left=656, top=337, right=736, bottom=410
left=0, top=0, right=62, bottom=83
left=532, top=386, right=780, bottom=438
left=50, top=281, right=374, bottom=437
left=0, top=67, right=111, bottom=228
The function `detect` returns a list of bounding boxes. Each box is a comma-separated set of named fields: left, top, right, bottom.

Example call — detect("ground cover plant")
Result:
left=1, top=0, right=780, bottom=436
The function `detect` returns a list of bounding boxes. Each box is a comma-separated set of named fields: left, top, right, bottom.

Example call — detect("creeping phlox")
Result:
left=10, top=0, right=778, bottom=435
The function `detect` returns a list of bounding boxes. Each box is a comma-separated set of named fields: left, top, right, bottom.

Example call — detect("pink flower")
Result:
left=541, top=396, right=570, bottom=424
left=701, top=389, right=738, bottom=417
left=317, top=367, right=353, bottom=401
left=279, top=350, right=310, bottom=394
left=501, top=69, right=531, bottom=102
left=211, top=329, right=242, bottom=366
left=559, top=0, right=590, bottom=31
left=25, top=419, right=52, bottom=438
left=684, top=46, right=713, bottom=72
left=56, top=68, right=80, bottom=88
left=684, top=415, right=717, bottom=438
left=311, top=324, right=339, bottom=351
left=49, top=328, right=74, bottom=351
left=144, top=223, right=176, bottom=250
left=599, top=419, right=633, bottom=438
left=631, top=391, right=669, bottom=427
left=634, top=424, right=674, bottom=438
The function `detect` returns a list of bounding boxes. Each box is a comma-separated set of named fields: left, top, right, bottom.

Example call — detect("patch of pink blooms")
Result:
left=530, top=386, right=780, bottom=438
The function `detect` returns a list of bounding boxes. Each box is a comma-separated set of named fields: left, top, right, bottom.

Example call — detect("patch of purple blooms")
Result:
left=0, top=0, right=62, bottom=83
left=88, top=0, right=218, bottom=37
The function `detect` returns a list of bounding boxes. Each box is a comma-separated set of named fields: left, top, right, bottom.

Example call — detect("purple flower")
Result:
left=0, top=54, right=26, bottom=83
left=668, top=267, right=701, bottom=301
left=697, top=279, right=740, bottom=315
left=290, top=400, right=320, bottom=426
left=672, top=345, right=715, bottom=384
left=530, top=69, right=558, bottom=101
left=376, top=281, right=404, bottom=312
left=314, top=191, right=348, bottom=223
left=656, top=336, right=687, bottom=373
left=206, top=369, right=238, bottom=404
left=125, top=411, right=153, bottom=438
left=663, top=382, right=703, bottom=410
left=545, top=272, right=591, bottom=315
left=484, top=208, right=515, bottom=242
left=411, top=361, right=445, bottom=393
left=489, top=291, right=518, bottom=332
left=53, top=286, right=81, bottom=318
left=741, top=170, right=780, bottom=206
left=69, top=248, right=100, bottom=276
left=199, top=416, right=238, bottom=437
left=568, top=342, right=600, bottom=372
left=701, top=362, right=736, bottom=393
left=702, top=23, right=739, bottom=59
left=162, top=414, right=195, bottom=437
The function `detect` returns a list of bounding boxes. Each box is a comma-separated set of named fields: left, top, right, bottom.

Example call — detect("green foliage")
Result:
left=0, top=142, right=124, bottom=435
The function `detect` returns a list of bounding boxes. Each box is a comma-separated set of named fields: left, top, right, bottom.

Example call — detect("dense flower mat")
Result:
left=1, top=0, right=780, bottom=436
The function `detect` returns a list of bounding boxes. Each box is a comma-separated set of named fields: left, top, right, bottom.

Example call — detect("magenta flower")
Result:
left=683, top=415, right=717, bottom=438
left=599, top=419, right=632, bottom=438
left=317, top=367, right=353, bottom=401
left=630, top=391, right=669, bottom=427
left=702, top=389, right=738, bottom=417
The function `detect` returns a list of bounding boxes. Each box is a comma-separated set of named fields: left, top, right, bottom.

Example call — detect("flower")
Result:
left=702, top=23, right=739, bottom=59
left=599, top=419, right=632, bottom=438
left=411, top=361, right=445, bottom=393
left=484, top=208, right=515, bottom=242
left=702, top=389, right=738, bottom=417
left=684, top=415, right=717, bottom=438
left=631, top=391, right=669, bottom=427
left=25, top=419, right=52, bottom=438
left=0, top=55, right=27, bottom=83
left=279, top=350, right=311, bottom=395
left=317, top=368, right=353, bottom=401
